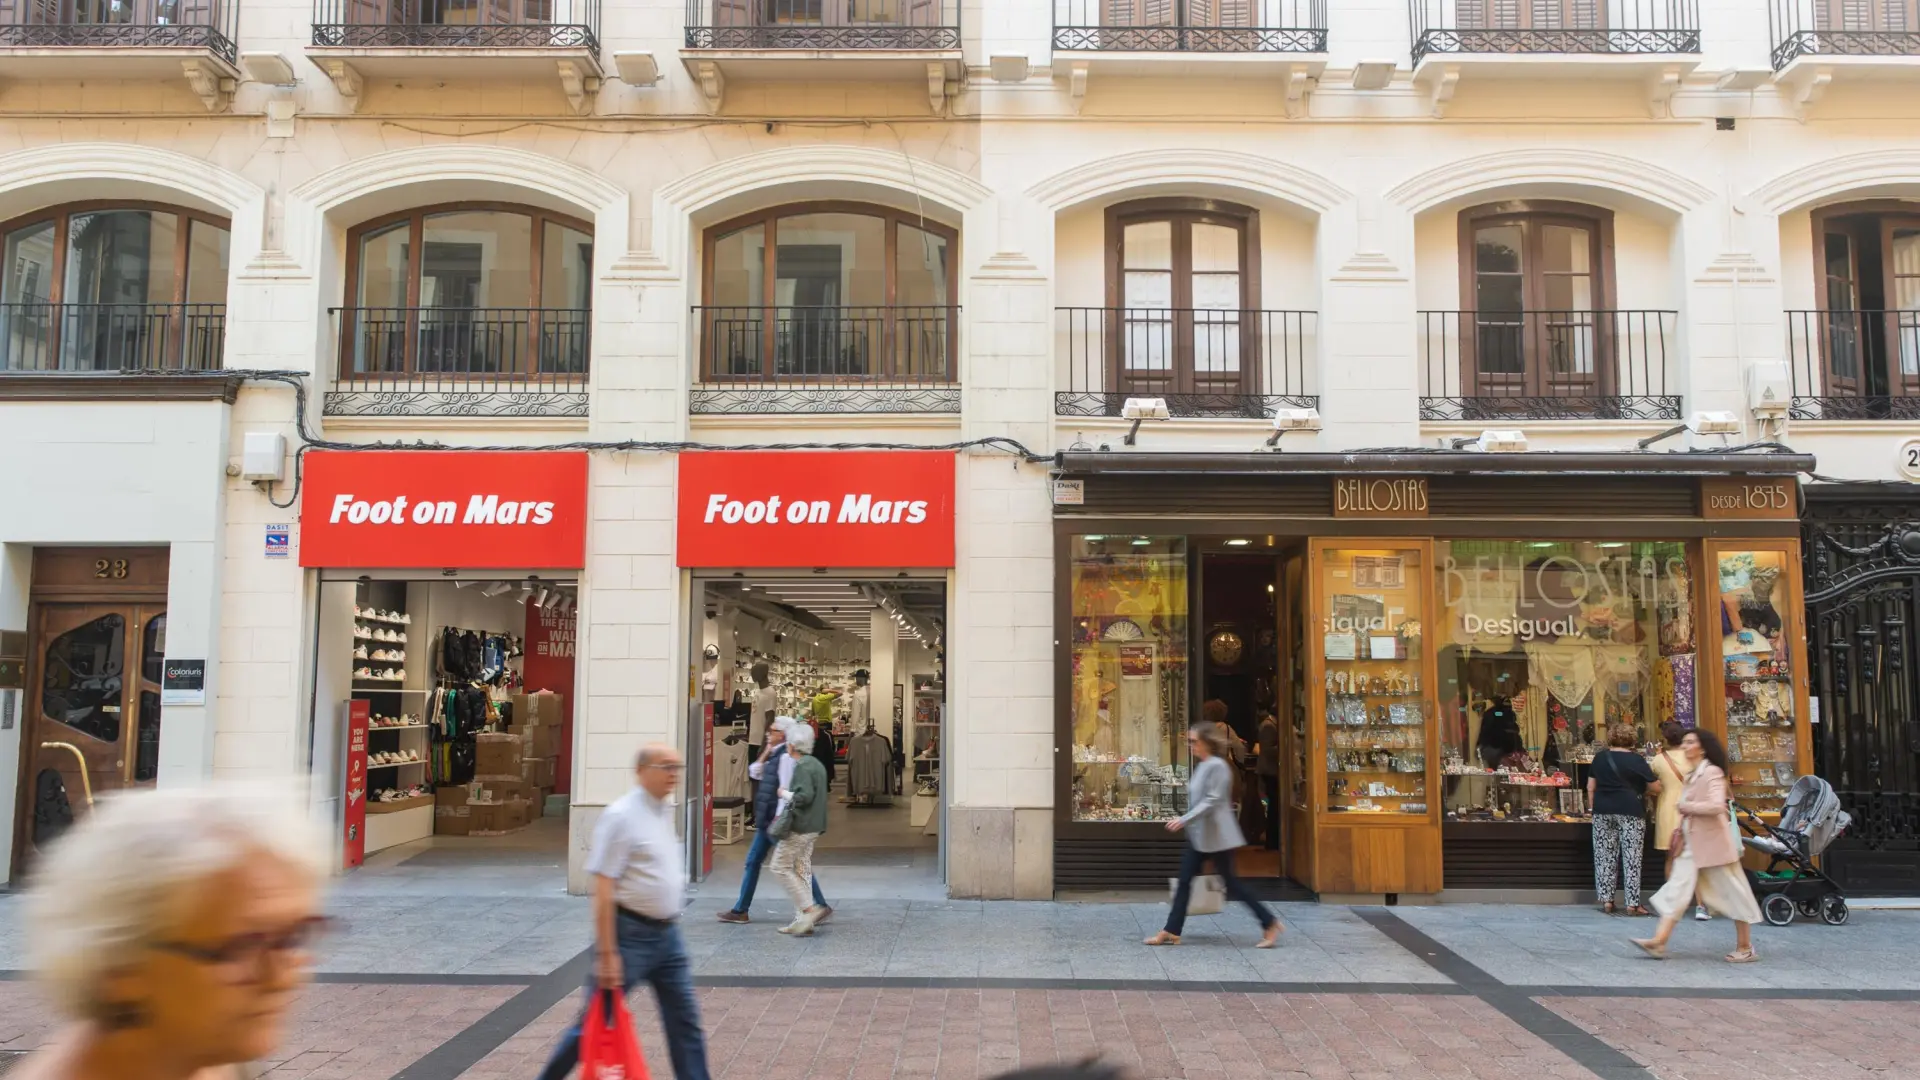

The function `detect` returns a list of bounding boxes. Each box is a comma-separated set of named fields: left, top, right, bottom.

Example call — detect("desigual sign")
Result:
left=677, top=451, right=955, bottom=567
left=299, top=451, right=589, bottom=568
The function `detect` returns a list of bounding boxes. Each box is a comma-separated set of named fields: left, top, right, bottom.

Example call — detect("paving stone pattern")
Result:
left=464, top=986, right=1601, bottom=1080
left=1541, top=996, right=1920, bottom=1080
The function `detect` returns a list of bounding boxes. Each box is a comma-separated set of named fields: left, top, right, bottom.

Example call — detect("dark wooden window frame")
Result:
left=1103, top=196, right=1263, bottom=399
left=0, top=201, right=231, bottom=367
left=1811, top=199, right=1920, bottom=400
left=1456, top=199, right=1616, bottom=399
left=698, top=199, right=960, bottom=382
left=340, top=201, right=593, bottom=379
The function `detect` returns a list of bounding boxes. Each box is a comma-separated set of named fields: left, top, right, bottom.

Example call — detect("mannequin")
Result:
left=747, top=662, right=775, bottom=826
left=851, top=669, right=872, bottom=731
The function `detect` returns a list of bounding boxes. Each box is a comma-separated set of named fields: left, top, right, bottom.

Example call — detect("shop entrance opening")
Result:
left=307, top=573, right=578, bottom=889
left=695, top=576, right=947, bottom=901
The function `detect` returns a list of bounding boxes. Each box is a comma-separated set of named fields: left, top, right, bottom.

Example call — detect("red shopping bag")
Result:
left=580, top=989, right=651, bottom=1080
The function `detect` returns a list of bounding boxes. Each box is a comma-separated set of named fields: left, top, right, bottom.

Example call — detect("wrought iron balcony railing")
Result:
left=0, top=302, right=224, bottom=373
left=0, top=0, right=239, bottom=62
left=1052, top=0, right=1326, bottom=53
left=328, top=307, right=588, bottom=416
left=691, top=304, right=959, bottom=414
left=1420, top=309, right=1680, bottom=421
left=683, top=0, right=959, bottom=50
left=1409, top=0, right=1699, bottom=63
left=312, top=0, right=599, bottom=50
left=1785, top=310, right=1920, bottom=420
left=1769, top=0, right=1920, bottom=68
left=1056, top=307, right=1316, bottom=419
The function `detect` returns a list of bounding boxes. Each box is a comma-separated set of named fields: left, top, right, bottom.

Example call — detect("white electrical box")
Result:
left=1746, top=361, right=1791, bottom=417
left=241, top=432, right=286, bottom=482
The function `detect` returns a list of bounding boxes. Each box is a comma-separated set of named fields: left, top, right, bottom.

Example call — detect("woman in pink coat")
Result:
left=1633, top=729, right=1763, bottom=963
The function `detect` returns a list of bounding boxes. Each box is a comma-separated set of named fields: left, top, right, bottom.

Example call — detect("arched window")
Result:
left=1104, top=197, right=1261, bottom=399
left=1457, top=200, right=1615, bottom=400
left=699, top=202, right=956, bottom=381
left=342, top=204, right=593, bottom=378
left=0, top=203, right=230, bottom=371
left=1810, top=200, right=1920, bottom=403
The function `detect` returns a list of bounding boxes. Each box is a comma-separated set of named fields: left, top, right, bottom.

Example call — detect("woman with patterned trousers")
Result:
left=1588, top=725, right=1661, bottom=916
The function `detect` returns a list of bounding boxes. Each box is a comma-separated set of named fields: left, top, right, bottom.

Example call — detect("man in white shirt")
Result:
left=536, top=744, right=710, bottom=1080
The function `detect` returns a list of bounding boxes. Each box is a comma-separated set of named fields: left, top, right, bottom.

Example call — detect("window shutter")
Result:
left=1188, top=0, right=1218, bottom=25
left=1568, top=0, right=1601, bottom=28
left=1491, top=0, right=1521, bottom=27
left=1529, top=0, right=1559, bottom=27
left=1143, top=0, right=1174, bottom=25
left=1218, top=0, right=1254, bottom=25
left=711, top=0, right=752, bottom=27
left=1104, top=0, right=1138, bottom=24
left=903, top=0, right=940, bottom=26
left=1883, top=0, right=1909, bottom=29
left=1840, top=0, right=1871, bottom=28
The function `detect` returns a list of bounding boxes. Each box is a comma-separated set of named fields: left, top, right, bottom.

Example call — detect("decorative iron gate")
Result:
left=1804, top=488, right=1920, bottom=894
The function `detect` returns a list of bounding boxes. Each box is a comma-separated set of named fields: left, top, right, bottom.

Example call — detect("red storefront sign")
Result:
left=343, top=699, right=369, bottom=870
left=676, top=451, right=955, bottom=567
left=299, top=451, right=588, bottom=569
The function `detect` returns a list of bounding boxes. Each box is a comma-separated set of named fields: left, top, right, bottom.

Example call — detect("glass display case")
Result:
left=1316, top=545, right=1432, bottom=817
left=1712, top=544, right=1803, bottom=815
left=1434, top=540, right=1696, bottom=825
left=1067, top=535, right=1190, bottom=822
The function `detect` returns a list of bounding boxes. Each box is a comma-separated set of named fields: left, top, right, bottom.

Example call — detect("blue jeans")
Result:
left=1164, top=845, right=1276, bottom=937
left=730, top=825, right=826, bottom=913
left=537, top=912, right=709, bottom=1080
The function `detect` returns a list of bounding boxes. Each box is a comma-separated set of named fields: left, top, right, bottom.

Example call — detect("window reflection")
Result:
left=43, top=613, right=126, bottom=744
left=1070, top=535, right=1190, bottom=822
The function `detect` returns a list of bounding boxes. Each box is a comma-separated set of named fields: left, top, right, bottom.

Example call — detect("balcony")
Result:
left=680, top=0, right=961, bottom=111
left=1770, top=0, right=1920, bottom=91
left=1055, top=307, right=1316, bottom=419
left=309, top=0, right=601, bottom=110
left=0, top=0, right=239, bottom=106
left=326, top=307, right=589, bottom=418
left=689, top=305, right=959, bottom=415
left=1408, top=0, right=1697, bottom=110
left=1419, top=309, right=1680, bottom=421
left=1051, top=1, right=1325, bottom=106
left=0, top=302, right=222, bottom=371
left=1785, top=310, right=1920, bottom=420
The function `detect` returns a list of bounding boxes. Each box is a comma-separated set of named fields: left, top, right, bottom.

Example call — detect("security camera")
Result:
left=704, top=609, right=717, bottom=619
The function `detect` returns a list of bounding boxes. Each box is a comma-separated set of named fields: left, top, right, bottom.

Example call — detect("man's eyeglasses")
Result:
left=644, top=763, right=686, bottom=773
left=152, top=915, right=334, bottom=979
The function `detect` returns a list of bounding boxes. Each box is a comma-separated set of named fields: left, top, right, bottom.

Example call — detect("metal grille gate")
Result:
left=1804, top=488, right=1920, bottom=894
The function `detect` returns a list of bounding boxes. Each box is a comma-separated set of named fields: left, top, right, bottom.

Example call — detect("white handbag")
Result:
left=1172, top=874, right=1226, bottom=916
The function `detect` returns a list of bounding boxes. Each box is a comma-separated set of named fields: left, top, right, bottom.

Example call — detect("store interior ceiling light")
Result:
left=1225, top=538, right=1251, bottom=546
left=481, top=581, right=513, bottom=597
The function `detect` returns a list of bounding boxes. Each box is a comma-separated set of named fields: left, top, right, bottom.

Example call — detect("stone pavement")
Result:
left=7, top=839, right=1920, bottom=1080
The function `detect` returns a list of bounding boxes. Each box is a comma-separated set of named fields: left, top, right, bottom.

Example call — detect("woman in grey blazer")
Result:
left=1144, top=722, right=1282, bottom=948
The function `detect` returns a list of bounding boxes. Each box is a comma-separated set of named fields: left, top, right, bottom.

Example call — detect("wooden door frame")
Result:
left=1104, top=196, right=1263, bottom=400
left=1877, top=215, right=1920, bottom=398
left=1456, top=200, right=1616, bottom=400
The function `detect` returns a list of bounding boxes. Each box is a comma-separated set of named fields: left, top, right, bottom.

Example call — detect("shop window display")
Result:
left=1320, top=547, right=1430, bottom=816
left=1717, top=549, right=1799, bottom=813
left=1436, top=541, right=1695, bottom=823
left=1069, top=535, right=1190, bottom=822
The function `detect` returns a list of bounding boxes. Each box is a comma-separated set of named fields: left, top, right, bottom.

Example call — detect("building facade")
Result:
left=1, top=0, right=1917, bottom=897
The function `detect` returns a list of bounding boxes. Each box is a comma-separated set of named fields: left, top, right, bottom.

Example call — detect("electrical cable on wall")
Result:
left=137, top=369, right=1054, bottom=511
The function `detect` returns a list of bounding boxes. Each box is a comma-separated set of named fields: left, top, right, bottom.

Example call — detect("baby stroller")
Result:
left=1735, top=774, right=1851, bottom=927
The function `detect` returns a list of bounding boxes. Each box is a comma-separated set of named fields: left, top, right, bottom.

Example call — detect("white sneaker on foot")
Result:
left=1695, top=905, right=1712, bottom=921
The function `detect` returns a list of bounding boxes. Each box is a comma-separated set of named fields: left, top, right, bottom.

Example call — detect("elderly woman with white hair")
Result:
left=19, top=783, right=330, bottom=1080
left=768, top=721, right=832, bottom=936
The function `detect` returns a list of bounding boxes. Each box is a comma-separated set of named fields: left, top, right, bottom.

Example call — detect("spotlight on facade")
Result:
left=1452, top=429, right=1528, bottom=453
left=1266, top=405, right=1322, bottom=447
left=1689, top=410, right=1742, bottom=436
left=1120, top=397, right=1169, bottom=446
